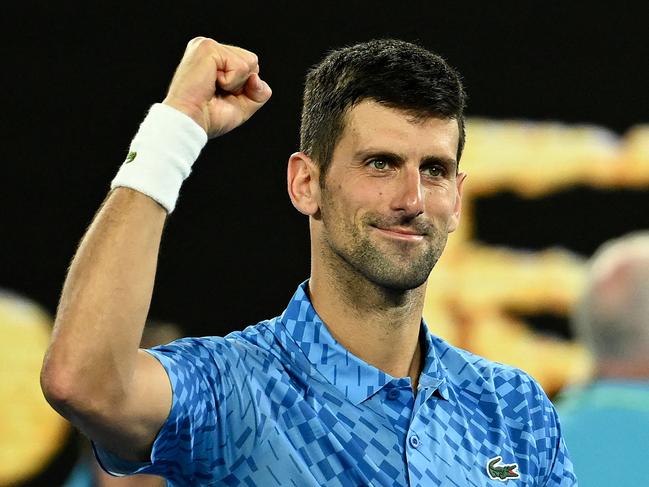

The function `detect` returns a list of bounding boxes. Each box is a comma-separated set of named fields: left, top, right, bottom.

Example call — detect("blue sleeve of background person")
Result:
left=93, top=336, right=258, bottom=485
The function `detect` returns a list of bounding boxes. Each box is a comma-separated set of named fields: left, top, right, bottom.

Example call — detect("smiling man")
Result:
left=41, top=37, right=576, bottom=486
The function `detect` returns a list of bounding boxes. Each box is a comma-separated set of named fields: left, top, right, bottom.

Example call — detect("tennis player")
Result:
left=41, top=37, right=576, bottom=486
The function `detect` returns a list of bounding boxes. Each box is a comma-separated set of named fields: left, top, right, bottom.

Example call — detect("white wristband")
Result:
left=111, top=103, right=208, bottom=213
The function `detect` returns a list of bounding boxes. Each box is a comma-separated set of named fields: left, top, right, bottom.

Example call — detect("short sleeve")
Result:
left=527, top=379, right=578, bottom=487
left=541, top=405, right=578, bottom=487
left=544, top=433, right=577, bottom=486
left=93, top=336, right=258, bottom=485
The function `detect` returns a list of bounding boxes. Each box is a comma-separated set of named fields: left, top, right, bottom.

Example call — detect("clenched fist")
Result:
left=162, top=37, right=272, bottom=138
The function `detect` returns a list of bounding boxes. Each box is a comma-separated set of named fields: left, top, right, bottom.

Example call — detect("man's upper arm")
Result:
left=91, top=336, right=258, bottom=485
left=83, top=350, right=173, bottom=463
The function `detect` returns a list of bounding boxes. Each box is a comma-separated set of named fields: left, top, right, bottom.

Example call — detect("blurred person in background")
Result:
left=556, top=231, right=649, bottom=486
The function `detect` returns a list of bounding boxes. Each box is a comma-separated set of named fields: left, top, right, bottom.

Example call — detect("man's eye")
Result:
left=369, top=159, right=389, bottom=170
left=423, top=165, right=444, bottom=177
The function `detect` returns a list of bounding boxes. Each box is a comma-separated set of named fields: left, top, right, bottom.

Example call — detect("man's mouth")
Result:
left=372, top=226, right=426, bottom=242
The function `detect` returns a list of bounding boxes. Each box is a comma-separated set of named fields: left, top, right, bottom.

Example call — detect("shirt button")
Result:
left=409, top=435, right=420, bottom=449
left=387, top=388, right=400, bottom=400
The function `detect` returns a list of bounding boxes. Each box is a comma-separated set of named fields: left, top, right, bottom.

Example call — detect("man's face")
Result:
left=315, top=100, right=465, bottom=291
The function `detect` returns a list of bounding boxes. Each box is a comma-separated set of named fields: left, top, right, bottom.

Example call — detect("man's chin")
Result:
left=365, top=267, right=431, bottom=292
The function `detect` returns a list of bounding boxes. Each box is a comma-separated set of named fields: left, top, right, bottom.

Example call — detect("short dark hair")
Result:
left=300, top=38, right=467, bottom=179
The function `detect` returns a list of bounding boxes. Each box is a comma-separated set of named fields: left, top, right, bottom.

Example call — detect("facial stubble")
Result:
left=320, top=191, right=448, bottom=292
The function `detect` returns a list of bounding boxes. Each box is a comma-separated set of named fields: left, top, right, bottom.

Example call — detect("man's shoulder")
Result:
left=148, top=318, right=284, bottom=372
left=431, top=334, right=546, bottom=402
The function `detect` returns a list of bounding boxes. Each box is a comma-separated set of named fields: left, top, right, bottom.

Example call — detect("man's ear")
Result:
left=287, top=152, right=320, bottom=216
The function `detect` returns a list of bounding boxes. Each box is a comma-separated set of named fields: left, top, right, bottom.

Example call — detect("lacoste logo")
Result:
left=125, top=151, right=137, bottom=163
left=486, top=456, right=520, bottom=481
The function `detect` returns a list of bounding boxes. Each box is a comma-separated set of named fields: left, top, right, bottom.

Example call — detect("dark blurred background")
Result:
left=1, top=2, right=648, bottom=485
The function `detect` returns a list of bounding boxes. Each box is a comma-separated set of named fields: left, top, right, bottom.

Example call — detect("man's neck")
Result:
left=308, top=268, right=426, bottom=389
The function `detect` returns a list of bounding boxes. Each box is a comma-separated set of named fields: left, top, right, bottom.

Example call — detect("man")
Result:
left=41, top=37, right=576, bottom=486
left=556, top=231, right=649, bottom=486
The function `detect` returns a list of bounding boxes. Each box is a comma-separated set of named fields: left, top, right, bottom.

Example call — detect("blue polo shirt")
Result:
left=95, top=281, right=576, bottom=486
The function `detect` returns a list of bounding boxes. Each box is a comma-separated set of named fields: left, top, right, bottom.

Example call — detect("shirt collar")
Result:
left=276, top=280, right=449, bottom=405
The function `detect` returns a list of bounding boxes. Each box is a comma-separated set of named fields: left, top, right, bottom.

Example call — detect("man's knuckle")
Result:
left=191, top=37, right=219, bottom=53
left=187, top=36, right=205, bottom=46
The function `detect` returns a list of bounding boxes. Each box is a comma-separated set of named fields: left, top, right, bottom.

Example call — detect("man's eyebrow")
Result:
left=353, top=148, right=405, bottom=162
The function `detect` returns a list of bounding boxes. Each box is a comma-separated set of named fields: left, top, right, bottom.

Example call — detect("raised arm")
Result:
left=40, top=37, right=272, bottom=461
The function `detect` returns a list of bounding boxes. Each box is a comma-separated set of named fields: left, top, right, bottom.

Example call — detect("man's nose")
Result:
left=390, top=167, right=424, bottom=217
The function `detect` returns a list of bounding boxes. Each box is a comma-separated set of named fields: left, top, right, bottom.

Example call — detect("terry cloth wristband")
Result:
left=111, top=103, right=208, bottom=213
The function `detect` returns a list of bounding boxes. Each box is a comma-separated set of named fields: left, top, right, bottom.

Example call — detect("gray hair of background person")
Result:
left=573, top=231, right=649, bottom=362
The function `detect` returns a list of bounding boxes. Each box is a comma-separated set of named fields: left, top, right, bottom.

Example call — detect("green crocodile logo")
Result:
left=125, top=151, right=137, bottom=164
left=487, top=456, right=520, bottom=481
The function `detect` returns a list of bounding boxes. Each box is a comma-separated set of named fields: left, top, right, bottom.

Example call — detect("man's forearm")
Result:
left=41, top=187, right=166, bottom=414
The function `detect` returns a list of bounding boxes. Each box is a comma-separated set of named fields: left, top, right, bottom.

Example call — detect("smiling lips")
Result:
left=373, top=226, right=425, bottom=242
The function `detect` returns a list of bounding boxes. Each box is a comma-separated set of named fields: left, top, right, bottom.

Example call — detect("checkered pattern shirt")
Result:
left=94, top=281, right=576, bottom=486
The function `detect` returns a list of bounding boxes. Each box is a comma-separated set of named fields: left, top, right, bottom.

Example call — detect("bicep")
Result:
left=89, top=338, right=254, bottom=483
left=81, top=350, right=173, bottom=462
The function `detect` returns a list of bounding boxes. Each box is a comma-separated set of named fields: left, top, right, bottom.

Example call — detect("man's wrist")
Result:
left=110, top=103, right=208, bottom=213
left=161, top=97, right=208, bottom=134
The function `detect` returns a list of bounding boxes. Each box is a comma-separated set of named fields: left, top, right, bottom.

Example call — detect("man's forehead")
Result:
left=340, top=100, right=460, bottom=154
